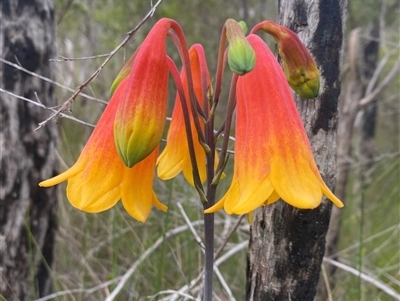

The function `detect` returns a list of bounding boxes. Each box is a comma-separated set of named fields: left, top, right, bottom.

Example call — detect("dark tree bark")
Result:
left=246, top=1, right=347, bottom=300
left=1, top=0, right=58, bottom=300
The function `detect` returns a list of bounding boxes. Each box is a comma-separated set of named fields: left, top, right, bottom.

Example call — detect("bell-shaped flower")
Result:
left=114, top=18, right=171, bottom=168
left=205, top=34, right=343, bottom=215
left=157, top=45, right=218, bottom=185
left=252, top=21, right=320, bottom=99
left=39, top=78, right=167, bottom=222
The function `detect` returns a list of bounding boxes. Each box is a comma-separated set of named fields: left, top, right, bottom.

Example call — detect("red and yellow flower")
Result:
left=113, top=19, right=171, bottom=168
left=39, top=78, right=167, bottom=222
left=205, top=34, right=343, bottom=215
left=39, top=19, right=175, bottom=222
left=157, top=45, right=223, bottom=185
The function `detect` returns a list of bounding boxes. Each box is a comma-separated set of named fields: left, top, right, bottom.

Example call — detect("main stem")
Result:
left=167, top=30, right=215, bottom=300
left=203, top=201, right=215, bottom=301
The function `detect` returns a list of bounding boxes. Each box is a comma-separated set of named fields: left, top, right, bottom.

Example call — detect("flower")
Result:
left=252, top=21, right=320, bottom=99
left=39, top=77, right=167, bottom=222
left=205, top=34, right=343, bottom=215
left=157, top=44, right=218, bottom=185
left=113, top=18, right=171, bottom=168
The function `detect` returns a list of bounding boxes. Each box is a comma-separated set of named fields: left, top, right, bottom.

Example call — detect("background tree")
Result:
left=246, top=0, right=347, bottom=300
left=0, top=0, right=58, bottom=300
left=320, top=1, right=400, bottom=299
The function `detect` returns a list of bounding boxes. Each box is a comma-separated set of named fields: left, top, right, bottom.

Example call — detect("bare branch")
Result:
left=323, top=258, right=400, bottom=300
left=148, top=290, right=200, bottom=301
left=0, top=58, right=107, bottom=104
left=359, top=57, right=400, bottom=109
left=0, top=88, right=95, bottom=128
left=36, top=0, right=166, bottom=130
left=176, top=203, right=236, bottom=301
left=365, top=50, right=397, bottom=96
left=214, top=215, right=244, bottom=259
left=104, top=220, right=205, bottom=301
left=32, top=278, right=122, bottom=301
left=50, top=54, right=110, bottom=62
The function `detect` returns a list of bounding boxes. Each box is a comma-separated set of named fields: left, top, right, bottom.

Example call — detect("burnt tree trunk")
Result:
left=316, top=22, right=380, bottom=301
left=246, top=1, right=347, bottom=300
left=1, top=0, right=58, bottom=300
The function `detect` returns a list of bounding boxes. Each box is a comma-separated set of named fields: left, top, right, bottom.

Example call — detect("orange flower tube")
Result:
left=205, top=34, right=343, bottom=215
left=114, top=18, right=172, bottom=168
left=157, top=44, right=218, bottom=185
left=39, top=78, right=167, bottom=222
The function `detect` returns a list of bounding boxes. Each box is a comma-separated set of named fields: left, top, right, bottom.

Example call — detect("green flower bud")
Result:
left=252, top=21, right=320, bottom=99
left=225, top=19, right=255, bottom=75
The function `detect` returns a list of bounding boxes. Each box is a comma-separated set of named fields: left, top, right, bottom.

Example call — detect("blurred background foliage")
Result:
left=38, top=0, right=399, bottom=300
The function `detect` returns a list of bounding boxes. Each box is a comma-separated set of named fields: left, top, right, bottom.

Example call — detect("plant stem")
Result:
left=203, top=208, right=215, bottom=301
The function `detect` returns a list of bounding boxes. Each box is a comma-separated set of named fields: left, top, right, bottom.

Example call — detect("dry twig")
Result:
left=35, top=0, right=166, bottom=130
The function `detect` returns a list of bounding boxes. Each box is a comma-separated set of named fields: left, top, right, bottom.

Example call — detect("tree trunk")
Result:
left=316, top=22, right=380, bottom=301
left=246, top=1, right=347, bottom=300
left=1, top=1, right=58, bottom=300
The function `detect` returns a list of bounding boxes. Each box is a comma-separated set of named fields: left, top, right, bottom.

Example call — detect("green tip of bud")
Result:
left=291, top=77, right=320, bottom=99
left=110, top=70, right=130, bottom=96
left=227, top=40, right=256, bottom=75
left=225, top=19, right=255, bottom=75
left=284, top=63, right=320, bottom=99
left=110, top=49, right=139, bottom=96
left=115, top=134, right=153, bottom=168
left=238, top=21, right=248, bottom=35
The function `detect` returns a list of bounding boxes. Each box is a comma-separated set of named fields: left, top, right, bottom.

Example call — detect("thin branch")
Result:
left=359, top=57, right=400, bottom=109
left=36, top=0, right=166, bottom=130
left=331, top=224, right=400, bottom=258
left=176, top=203, right=236, bottom=301
left=176, top=203, right=205, bottom=249
left=50, top=54, right=111, bottom=62
left=147, top=290, right=200, bottom=301
left=214, top=215, right=244, bottom=259
left=0, top=58, right=107, bottom=104
left=0, top=88, right=95, bottom=128
left=33, top=278, right=122, bottom=301
left=168, top=239, right=248, bottom=301
left=213, top=266, right=236, bottom=301
left=323, top=258, right=400, bottom=300
left=365, top=50, right=396, bottom=96
left=214, top=241, right=247, bottom=267
left=104, top=220, right=204, bottom=301
left=169, top=272, right=204, bottom=301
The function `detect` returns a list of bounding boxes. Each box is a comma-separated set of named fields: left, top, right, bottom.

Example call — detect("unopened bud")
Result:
left=225, top=19, right=255, bottom=75
left=252, top=21, right=320, bottom=98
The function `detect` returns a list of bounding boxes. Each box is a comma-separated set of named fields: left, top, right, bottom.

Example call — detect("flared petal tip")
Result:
left=38, top=179, right=55, bottom=187
left=330, top=197, right=344, bottom=208
left=204, top=199, right=225, bottom=214
left=321, top=184, right=344, bottom=208
left=39, top=167, right=80, bottom=187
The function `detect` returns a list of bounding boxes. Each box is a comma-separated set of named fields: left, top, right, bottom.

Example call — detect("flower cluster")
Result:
left=40, top=18, right=343, bottom=223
